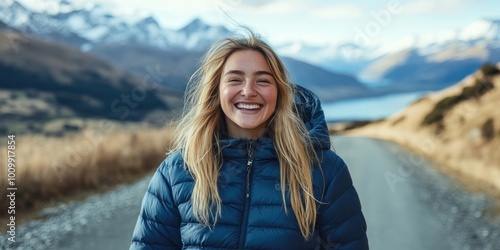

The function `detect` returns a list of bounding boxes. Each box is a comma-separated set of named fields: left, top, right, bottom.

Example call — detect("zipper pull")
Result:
left=246, top=140, right=255, bottom=199
left=247, top=140, right=254, bottom=166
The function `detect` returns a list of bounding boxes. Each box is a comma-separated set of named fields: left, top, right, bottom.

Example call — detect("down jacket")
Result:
left=130, top=85, right=368, bottom=249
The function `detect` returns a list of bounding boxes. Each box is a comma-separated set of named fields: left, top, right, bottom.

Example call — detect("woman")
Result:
left=130, top=33, right=368, bottom=249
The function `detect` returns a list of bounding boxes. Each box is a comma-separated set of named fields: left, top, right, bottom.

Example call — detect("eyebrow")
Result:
left=224, top=70, right=274, bottom=77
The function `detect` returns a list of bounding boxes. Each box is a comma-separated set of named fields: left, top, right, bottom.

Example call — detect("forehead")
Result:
left=222, top=50, right=272, bottom=73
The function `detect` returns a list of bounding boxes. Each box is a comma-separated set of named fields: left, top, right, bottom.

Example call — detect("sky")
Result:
left=19, top=0, right=500, bottom=47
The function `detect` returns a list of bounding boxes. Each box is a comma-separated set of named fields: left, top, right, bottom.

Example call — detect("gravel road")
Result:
left=334, top=136, right=500, bottom=250
left=1, top=136, right=499, bottom=250
left=0, top=176, right=150, bottom=250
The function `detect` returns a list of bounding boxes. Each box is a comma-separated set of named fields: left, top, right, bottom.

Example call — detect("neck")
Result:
left=227, top=128, right=267, bottom=139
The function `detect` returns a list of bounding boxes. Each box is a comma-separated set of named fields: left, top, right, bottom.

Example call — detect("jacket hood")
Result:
left=293, top=84, right=331, bottom=150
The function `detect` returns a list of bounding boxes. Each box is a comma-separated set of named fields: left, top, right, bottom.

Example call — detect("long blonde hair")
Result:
left=171, top=32, right=318, bottom=239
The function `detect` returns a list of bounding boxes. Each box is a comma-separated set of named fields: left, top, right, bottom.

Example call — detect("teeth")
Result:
left=236, top=103, right=260, bottom=110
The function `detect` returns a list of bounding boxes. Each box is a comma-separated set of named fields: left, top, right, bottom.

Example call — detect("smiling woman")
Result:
left=130, top=31, right=368, bottom=250
left=219, top=50, right=278, bottom=138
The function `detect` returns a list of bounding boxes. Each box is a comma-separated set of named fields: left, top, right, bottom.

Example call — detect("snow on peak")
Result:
left=15, top=0, right=77, bottom=14
left=366, top=19, right=500, bottom=58
left=0, top=0, right=15, bottom=8
left=0, top=0, right=235, bottom=51
left=135, top=16, right=160, bottom=28
left=458, top=19, right=500, bottom=41
left=0, top=1, right=32, bottom=27
left=179, top=18, right=211, bottom=34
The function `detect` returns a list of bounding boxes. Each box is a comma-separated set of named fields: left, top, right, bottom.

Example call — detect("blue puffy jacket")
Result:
left=130, top=85, right=368, bottom=249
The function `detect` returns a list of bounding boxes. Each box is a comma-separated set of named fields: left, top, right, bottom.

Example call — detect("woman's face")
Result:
left=219, top=49, right=278, bottom=139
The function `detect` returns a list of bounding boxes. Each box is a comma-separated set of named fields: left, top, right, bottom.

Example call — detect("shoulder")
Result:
left=162, top=151, right=185, bottom=170
left=317, top=149, right=348, bottom=175
left=153, top=151, right=191, bottom=187
left=313, top=150, right=354, bottom=199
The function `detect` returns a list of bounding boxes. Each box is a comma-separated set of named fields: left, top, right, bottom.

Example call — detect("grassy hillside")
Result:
left=348, top=63, right=500, bottom=195
left=0, top=124, right=175, bottom=226
left=0, top=31, right=182, bottom=135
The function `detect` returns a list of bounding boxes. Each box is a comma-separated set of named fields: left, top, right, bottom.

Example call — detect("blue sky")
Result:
left=21, top=0, right=500, bottom=46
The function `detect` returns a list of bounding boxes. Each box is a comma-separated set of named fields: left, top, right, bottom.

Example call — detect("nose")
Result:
left=240, top=80, right=257, bottom=97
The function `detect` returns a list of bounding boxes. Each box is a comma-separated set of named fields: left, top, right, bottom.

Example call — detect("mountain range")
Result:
left=0, top=0, right=369, bottom=104
left=1, top=0, right=499, bottom=105
left=0, top=0, right=233, bottom=51
left=279, top=19, right=500, bottom=90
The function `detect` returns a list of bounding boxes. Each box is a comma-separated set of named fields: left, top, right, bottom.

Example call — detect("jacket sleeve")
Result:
left=130, top=160, right=182, bottom=250
left=317, top=151, right=368, bottom=250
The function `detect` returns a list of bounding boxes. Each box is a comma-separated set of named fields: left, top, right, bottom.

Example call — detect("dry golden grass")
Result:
left=0, top=124, right=175, bottom=219
left=348, top=67, right=500, bottom=197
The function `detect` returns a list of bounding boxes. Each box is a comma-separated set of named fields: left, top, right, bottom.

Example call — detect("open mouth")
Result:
left=235, top=103, right=262, bottom=110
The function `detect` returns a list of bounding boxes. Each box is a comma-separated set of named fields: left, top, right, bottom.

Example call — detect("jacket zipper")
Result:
left=238, top=140, right=255, bottom=250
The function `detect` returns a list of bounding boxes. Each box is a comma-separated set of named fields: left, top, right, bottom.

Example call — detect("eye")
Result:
left=228, top=78, right=242, bottom=83
left=257, top=79, right=272, bottom=84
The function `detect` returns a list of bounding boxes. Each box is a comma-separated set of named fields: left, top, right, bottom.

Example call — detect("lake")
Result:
left=322, top=91, right=429, bottom=122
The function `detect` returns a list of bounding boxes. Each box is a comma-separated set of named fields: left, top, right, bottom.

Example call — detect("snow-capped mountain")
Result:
left=370, top=19, right=500, bottom=58
left=175, top=18, right=233, bottom=50
left=0, top=0, right=373, bottom=102
left=359, top=19, right=500, bottom=88
left=276, top=41, right=373, bottom=75
left=0, top=0, right=231, bottom=51
left=2, top=0, right=499, bottom=97
left=419, top=19, right=499, bottom=51
left=278, top=18, right=500, bottom=89
left=279, top=19, right=500, bottom=71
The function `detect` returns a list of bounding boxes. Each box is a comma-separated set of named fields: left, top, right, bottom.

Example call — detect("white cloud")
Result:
left=258, top=1, right=302, bottom=14
left=228, top=0, right=278, bottom=8
left=308, top=4, right=364, bottom=20
left=400, top=0, right=475, bottom=14
left=216, top=0, right=302, bottom=14
left=114, top=0, right=213, bottom=12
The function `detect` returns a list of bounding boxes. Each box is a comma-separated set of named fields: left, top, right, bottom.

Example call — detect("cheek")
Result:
left=265, top=88, right=278, bottom=109
left=219, top=86, right=236, bottom=111
left=220, top=87, right=229, bottom=103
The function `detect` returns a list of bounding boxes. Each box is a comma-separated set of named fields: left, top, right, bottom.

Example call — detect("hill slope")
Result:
left=349, top=63, right=500, bottom=194
left=361, top=42, right=499, bottom=90
left=282, top=57, right=370, bottom=102
left=88, top=43, right=202, bottom=95
left=0, top=31, right=182, bottom=125
left=88, top=44, right=371, bottom=103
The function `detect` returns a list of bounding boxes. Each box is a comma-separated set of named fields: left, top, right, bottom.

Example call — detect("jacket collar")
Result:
left=219, top=136, right=276, bottom=161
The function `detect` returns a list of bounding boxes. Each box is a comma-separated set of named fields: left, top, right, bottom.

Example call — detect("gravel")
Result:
left=406, top=150, right=500, bottom=250
left=0, top=175, right=151, bottom=250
